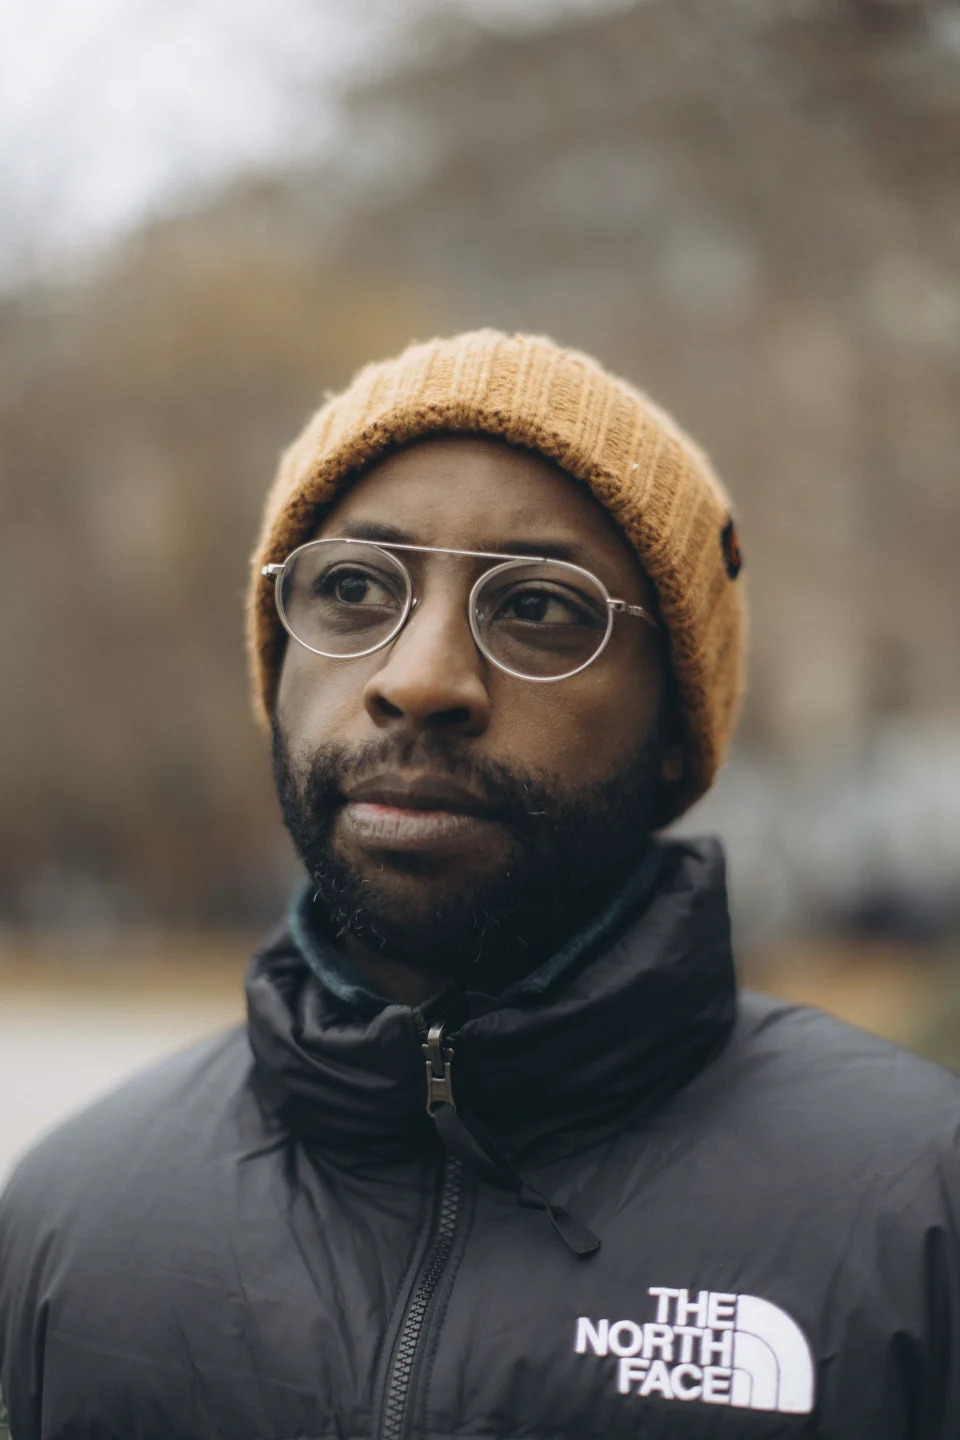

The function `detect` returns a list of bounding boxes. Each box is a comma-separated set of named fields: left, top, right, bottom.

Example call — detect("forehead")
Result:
left=314, top=434, right=649, bottom=587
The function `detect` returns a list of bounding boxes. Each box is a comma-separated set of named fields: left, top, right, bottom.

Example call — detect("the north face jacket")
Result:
left=2, top=838, right=960, bottom=1440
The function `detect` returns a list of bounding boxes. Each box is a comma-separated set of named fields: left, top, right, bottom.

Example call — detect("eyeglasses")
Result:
left=262, top=538, right=657, bottom=683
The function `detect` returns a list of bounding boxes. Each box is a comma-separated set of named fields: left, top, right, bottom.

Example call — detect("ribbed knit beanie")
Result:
left=249, top=329, right=745, bottom=823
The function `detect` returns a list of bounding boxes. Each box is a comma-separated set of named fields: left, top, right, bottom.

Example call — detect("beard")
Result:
left=272, top=720, right=665, bottom=993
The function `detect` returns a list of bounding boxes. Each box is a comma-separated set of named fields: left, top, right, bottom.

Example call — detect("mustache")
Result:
left=276, top=730, right=554, bottom=828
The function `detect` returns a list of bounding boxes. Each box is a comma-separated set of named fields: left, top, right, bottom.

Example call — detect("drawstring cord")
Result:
left=432, top=1102, right=601, bottom=1257
left=422, top=1022, right=601, bottom=1258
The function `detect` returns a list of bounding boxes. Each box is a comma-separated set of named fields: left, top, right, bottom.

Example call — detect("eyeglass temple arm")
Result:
left=262, top=564, right=284, bottom=577
left=609, top=598, right=658, bottom=629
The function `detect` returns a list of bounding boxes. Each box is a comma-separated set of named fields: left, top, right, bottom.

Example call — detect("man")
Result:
left=1, top=329, right=958, bottom=1439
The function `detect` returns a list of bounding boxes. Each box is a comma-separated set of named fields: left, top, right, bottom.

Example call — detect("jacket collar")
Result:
left=245, top=837, right=737, bottom=1163
left=286, top=841, right=665, bottom=1019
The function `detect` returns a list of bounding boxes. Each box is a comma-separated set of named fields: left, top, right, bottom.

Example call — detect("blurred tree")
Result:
left=2, top=0, right=958, bottom=935
left=329, top=0, right=960, bottom=759
left=0, top=221, right=429, bottom=924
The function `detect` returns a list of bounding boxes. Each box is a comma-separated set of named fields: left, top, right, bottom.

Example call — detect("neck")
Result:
left=339, top=931, right=444, bottom=1008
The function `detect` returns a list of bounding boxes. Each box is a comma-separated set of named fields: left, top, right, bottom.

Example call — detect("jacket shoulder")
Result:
left=0, top=1027, right=272, bottom=1437
left=724, top=989, right=960, bottom=1162
left=0, top=1026, right=252, bottom=1226
left=737, top=987, right=960, bottom=1090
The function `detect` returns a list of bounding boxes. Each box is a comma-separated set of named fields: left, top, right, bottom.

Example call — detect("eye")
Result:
left=315, top=564, right=401, bottom=608
left=495, top=584, right=598, bottom=627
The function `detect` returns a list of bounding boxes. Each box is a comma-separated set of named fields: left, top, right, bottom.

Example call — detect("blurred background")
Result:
left=2, top=0, right=959, bottom=1182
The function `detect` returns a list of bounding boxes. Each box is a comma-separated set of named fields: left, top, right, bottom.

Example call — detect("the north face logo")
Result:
left=575, top=1286, right=815, bottom=1415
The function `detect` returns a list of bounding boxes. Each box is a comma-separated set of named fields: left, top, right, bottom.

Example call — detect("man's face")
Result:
left=273, top=435, right=673, bottom=989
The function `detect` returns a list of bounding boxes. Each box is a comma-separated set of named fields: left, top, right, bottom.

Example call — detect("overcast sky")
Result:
left=0, top=0, right=634, bottom=285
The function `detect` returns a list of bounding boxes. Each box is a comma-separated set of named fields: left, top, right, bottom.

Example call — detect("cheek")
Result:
left=275, top=650, right=368, bottom=741
left=487, top=662, right=656, bottom=780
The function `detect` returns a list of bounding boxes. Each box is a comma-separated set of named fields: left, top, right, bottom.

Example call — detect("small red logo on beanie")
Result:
left=721, top=516, right=743, bottom=580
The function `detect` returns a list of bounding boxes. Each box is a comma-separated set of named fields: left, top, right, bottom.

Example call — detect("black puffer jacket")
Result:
left=2, top=839, right=959, bottom=1439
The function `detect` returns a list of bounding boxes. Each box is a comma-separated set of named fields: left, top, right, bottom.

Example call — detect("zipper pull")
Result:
left=422, top=1022, right=456, bottom=1116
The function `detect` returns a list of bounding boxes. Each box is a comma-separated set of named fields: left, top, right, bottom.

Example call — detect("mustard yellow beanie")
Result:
left=249, top=329, right=745, bottom=822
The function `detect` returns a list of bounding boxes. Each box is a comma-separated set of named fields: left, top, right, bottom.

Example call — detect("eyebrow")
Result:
left=331, top=521, right=591, bottom=566
left=334, top=521, right=414, bottom=545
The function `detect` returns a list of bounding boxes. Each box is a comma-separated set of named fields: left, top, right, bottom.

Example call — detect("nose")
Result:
left=362, top=594, right=492, bottom=736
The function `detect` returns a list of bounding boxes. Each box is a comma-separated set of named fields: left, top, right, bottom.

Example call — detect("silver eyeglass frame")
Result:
left=262, top=537, right=657, bottom=683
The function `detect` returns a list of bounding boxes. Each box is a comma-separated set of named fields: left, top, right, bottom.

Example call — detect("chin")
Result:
left=347, top=845, right=497, bottom=898
left=316, top=838, right=509, bottom=954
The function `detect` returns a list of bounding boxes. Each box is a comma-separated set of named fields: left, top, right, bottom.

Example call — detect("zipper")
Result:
left=422, top=1021, right=456, bottom=1117
left=379, top=1024, right=465, bottom=1440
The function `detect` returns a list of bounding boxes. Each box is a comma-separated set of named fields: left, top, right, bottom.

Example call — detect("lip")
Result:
left=339, top=771, right=504, bottom=855
left=342, top=772, right=500, bottom=818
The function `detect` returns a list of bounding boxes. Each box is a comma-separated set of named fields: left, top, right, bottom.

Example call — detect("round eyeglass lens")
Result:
left=278, top=540, right=411, bottom=657
left=472, top=559, right=612, bottom=679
